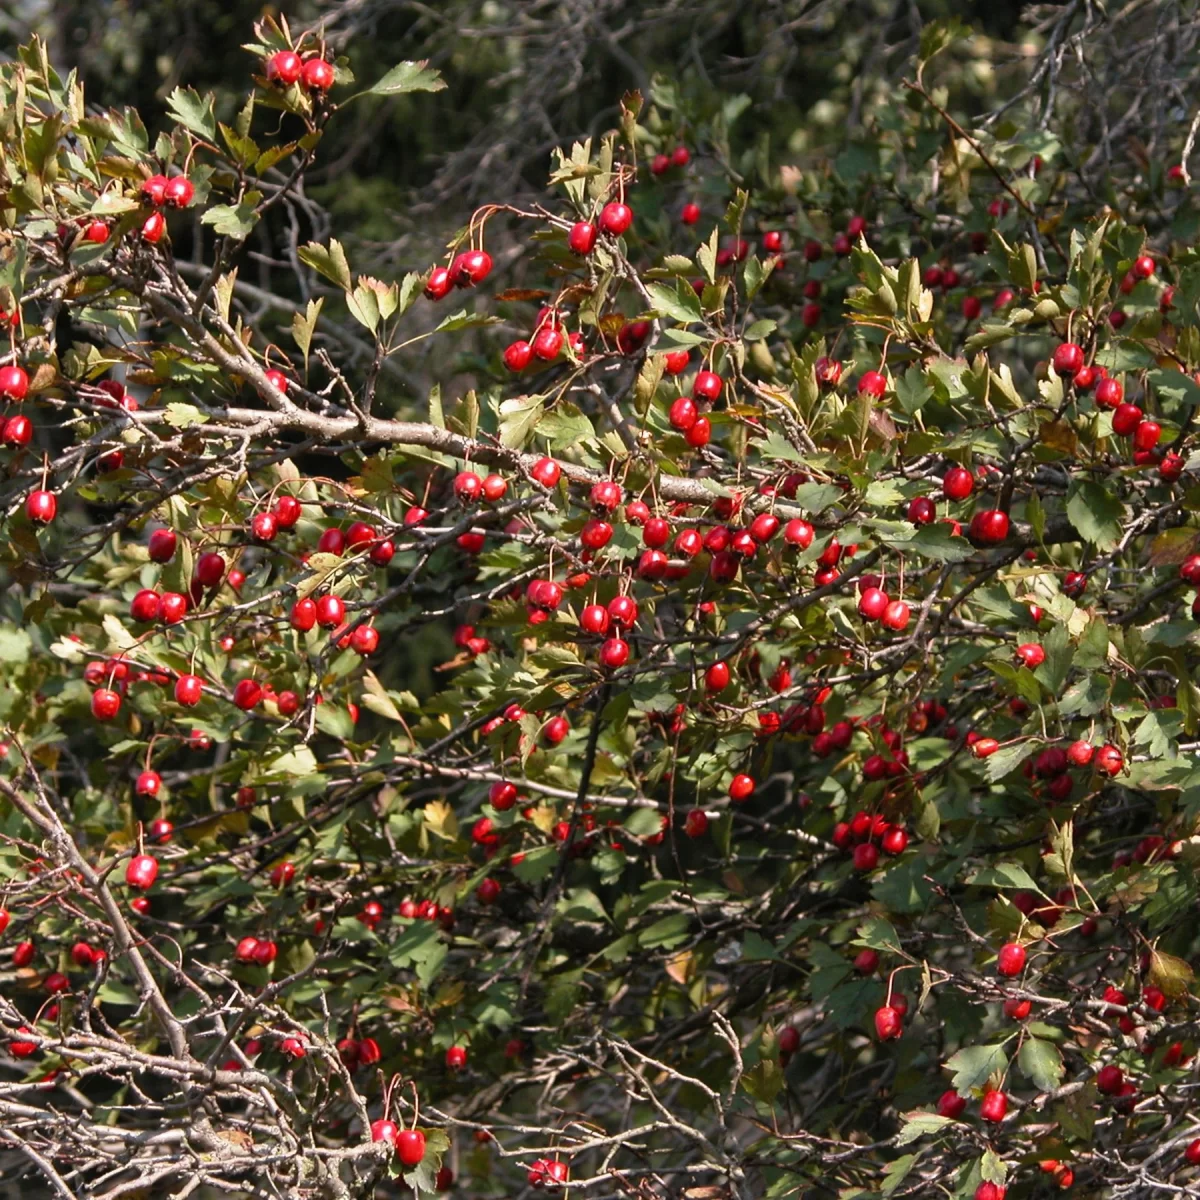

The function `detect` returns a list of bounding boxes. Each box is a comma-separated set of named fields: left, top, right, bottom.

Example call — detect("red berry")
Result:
left=873, top=1004, right=902, bottom=1040
left=857, top=370, right=887, bottom=398
left=395, top=1130, right=426, bottom=1167
left=1095, top=744, right=1123, bottom=776
left=504, top=340, right=533, bottom=372
left=599, top=202, right=633, bottom=236
left=942, top=465, right=973, bottom=501
left=163, top=176, right=194, bottom=208
left=729, top=774, right=755, bottom=802
left=125, top=853, right=158, bottom=890
left=25, top=490, right=56, bottom=524
left=266, top=50, right=303, bottom=85
left=301, top=57, right=336, bottom=92
left=669, top=396, right=698, bottom=431
left=968, top=509, right=1009, bottom=545
left=531, top=457, right=561, bottom=488
left=997, top=942, right=1026, bottom=977
left=599, top=638, right=629, bottom=668
left=233, top=679, right=263, bottom=710
left=568, top=222, right=597, bottom=254
left=1052, top=343, right=1084, bottom=375
left=694, top=371, right=722, bottom=401
left=680, top=202, right=700, bottom=225
left=937, top=1090, right=967, bottom=1118
left=979, top=1089, right=1008, bottom=1122
left=424, top=267, right=453, bottom=301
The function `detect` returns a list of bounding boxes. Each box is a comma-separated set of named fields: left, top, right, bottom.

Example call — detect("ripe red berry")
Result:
left=979, top=1088, right=1008, bottom=1122
left=163, top=176, right=194, bottom=208
left=729, top=774, right=755, bottom=802
left=532, top=327, right=563, bottom=360
left=424, top=267, right=453, bottom=301
left=1095, top=744, right=1124, bottom=776
left=1015, top=642, right=1046, bottom=669
left=503, top=340, right=533, bottom=372
left=907, top=496, right=935, bottom=525
left=233, top=679, right=264, bottom=710
left=873, top=1004, right=902, bottom=1040
left=194, top=551, right=226, bottom=587
left=881, top=601, right=911, bottom=632
left=130, top=589, right=161, bottom=623
left=301, top=57, right=336, bottom=92
left=694, top=371, right=722, bottom=401
left=681, top=202, right=701, bottom=225
left=125, top=853, right=158, bottom=890
left=997, top=942, right=1027, bottom=977
left=684, top=808, right=708, bottom=838
left=91, top=688, right=121, bottom=721
left=25, top=490, right=56, bottom=524
left=968, top=509, right=1009, bottom=545
left=599, top=638, right=629, bottom=668
left=568, top=222, right=597, bottom=254
left=599, top=202, right=633, bottom=236
left=530, top=457, right=561, bottom=488
left=857, top=370, right=887, bottom=398
left=174, top=674, right=203, bottom=706
left=669, top=396, right=698, bottom=431
left=395, top=1130, right=426, bottom=1167
left=1134, top=420, right=1161, bottom=451
left=453, top=249, right=493, bottom=286
left=1095, top=377, right=1124, bottom=408
left=1053, top=343, right=1085, bottom=375
left=266, top=50, right=303, bottom=84
left=316, top=595, right=346, bottom=628
left=937, top=1089, right=967, bottom=1118
left=1112, top=402, right=1144, bottom=436
left=942, top=465, right=973, bottom=501
left=685, top=416, right=712, bottom=448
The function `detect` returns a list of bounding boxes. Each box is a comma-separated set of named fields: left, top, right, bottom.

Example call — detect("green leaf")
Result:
left=299, top=240, right=353, bottom=292
left=1065, top=479, right=1123, bottom=551
left=646, top=280, right=702, bottom=324
left=166, top=87, right=217, bottom=140
left=219, top=122, right=259, bottom=167
left=982, top=741, right=1028, bottom=781
left=434, top=309, right=503, bottom=333
left=741, top=1055, right=785, bottom=1104
left=945, top=1042, right=1009, bottom=1093
left=163, top=402, right=209, bottom=429
left=638, top=913, right=690, bottom=949
left=345, top=281, right=381, bottom=333
left=895, top=366, right=933, bottom=414
left=967, top=862, right=1040, bottom=891
left=200, top=200, right=260, bottom=240
left=855, top=916, right=902, bottom=953
left=1018, top=1036, right=1064, bottom=1092
left=880, top=1153, right=918, bottom=1197
left=896, top=1111, right=955, bottom=1146
left=0, top=625, right=32, bottom=663
left=291, top=297, right=323, bottom=372
left=498, top=396, right=544, bottom=449
left=365, top=60, right=446, bottom=97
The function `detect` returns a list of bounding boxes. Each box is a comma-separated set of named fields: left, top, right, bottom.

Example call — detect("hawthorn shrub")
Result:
left=3, top=12, right=1200, bottom=1200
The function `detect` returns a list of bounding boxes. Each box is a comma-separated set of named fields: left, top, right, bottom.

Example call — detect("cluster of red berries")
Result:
left=265, top=49, right=336, bottom=92
left=832, top=809, right=910, bottom=871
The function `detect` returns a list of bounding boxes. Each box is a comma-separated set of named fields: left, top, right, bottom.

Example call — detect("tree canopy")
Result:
left=2, top=3, right=1200, bottom=1199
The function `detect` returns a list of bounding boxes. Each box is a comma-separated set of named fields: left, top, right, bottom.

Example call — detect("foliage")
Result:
left=0, top=5, right=1199, bottom=1199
